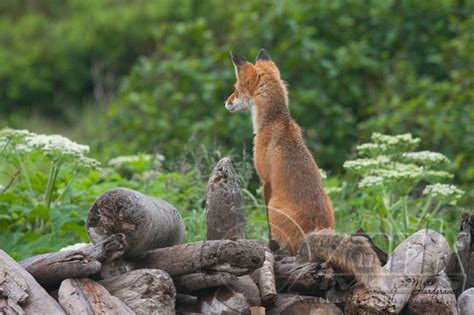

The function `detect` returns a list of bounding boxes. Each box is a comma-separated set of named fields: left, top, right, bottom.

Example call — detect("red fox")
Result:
left=225, top=49, right=335, bottom=254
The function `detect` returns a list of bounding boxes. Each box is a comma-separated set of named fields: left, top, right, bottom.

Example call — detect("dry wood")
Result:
left=87, top=187, right=185, bottom=257
left=129, top=239, right=265, bottom=277
left=252, top=249, right=277, bottom=306
left=267, top=293, right=343, bottom=315
left=407, top=271, right=458, bottom=315
left=345, top=229, right=452, bottom=314
left=0, top=250, right=65, bottom=315
left=274, top=256, right=335, bottom=293
left=199, top=288, right=251, bottom=315
left=58, top=278, right=134, bottom=315
left=173, top=272, right=236, bottom=294
left=205, top=157, right=246, bottom=240
left=458, top=288, right=474, bottom=315
left=224, top=275, right=261, bottom=307
left=20, top=233, right=126, bottom=289
left=100, top=269, right=176, bottom=315
left=176, top=293, right=200, bottom=314
left=352, top=228, right=388, bottom=265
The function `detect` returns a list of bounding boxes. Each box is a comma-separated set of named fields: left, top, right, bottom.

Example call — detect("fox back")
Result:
left=225, top=49, right=335, bottom=254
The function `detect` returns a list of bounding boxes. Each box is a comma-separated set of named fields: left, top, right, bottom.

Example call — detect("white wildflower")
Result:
left=358, top=175, right=384, bottom=189
left=372, top=163, right=423, bottom=180
left=371, top=133, right=420, bottom=152
left=108, top=153, right=164, bottom=169
left=356, top=143, right=387, bottom=157
left=0, top=128, right=36, bottom=139
left=423, top=184, right=464, bottom=202
left=343, top=156, right=390, bottom=173
left=319, top=169, right=327, bottom=179
left=27, top=134, right=89, bottom=158
left=424, top=170, right=453, bottom=182
left=402, top=151, right=449, bottom=165
left=325, top=187, right=343, bottom=194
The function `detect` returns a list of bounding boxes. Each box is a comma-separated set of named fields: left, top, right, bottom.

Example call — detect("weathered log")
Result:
left=0, top=250, right=65, bottom=315
left=20, top=233, right=126, bottom=289
left=352, top=228, right=388, bottom=265
left=176, top=293, right=200, bottom=314
left=406, top=271, right=458, bottom=315
left=100, top=269, right=175, bottom=315
left=345, top=229, right=452, bottom=314
left=58, top=278, right=134, bottom=315
left=173, top=272, right=236, bottom=294
left=87, top=187, right=185, bottom=257
left=205, top=157, right=246, bottom=240
left=252, top=249, right=277, bottom=306
left=267, top=294, right=343, bottom=315
left=129, top=239, right=265, bottom=277
left=225, top=275, right=261, bottom=307
left=274, top=256, right=335, bottom=293
left=199, top=288, right=251, bottom=315
left=447, top=212, right=473, bottom=296
left=458, top=288, right=474, bottom=315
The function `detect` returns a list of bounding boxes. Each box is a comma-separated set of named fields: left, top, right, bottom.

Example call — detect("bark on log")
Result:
left=274, top=256, right=335, bottom=293
left=205, top=157, right=246, bottom=240
left=129, top=239, right=265, bottom=277
left=458, top=288, right=474, bottom=315
left=199, top=288, right=251, bottom=315
left=252, top=249, right=277, bottom=306
left=224, top=275, right=260, bottom=307
left=447, top=212, right=473, bottom=296
left=352, top=228, right=388, bottom=265
left=87, top=187, right=185, bottom=257
left=0, top=250, right=65, bottom=315
left=406, top=271, right=458, bottom=315
left=20, top=233, right=126, bottom=289
left=173, top=272, right=236, bottom=294
left=345, top=229, right=452, bottom=314
left=267, top=294, right=343, bottom=315
left=100, top=269, right=175, bottom=315
left=176, top=293, right=200, bottom=314
left=58, top=278, right=134, bottom=315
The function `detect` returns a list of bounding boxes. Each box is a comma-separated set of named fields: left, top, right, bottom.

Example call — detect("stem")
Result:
left=401, top=196, right=409, bottom=230
left=242, top=188, right=260, bottom=208
left=15, top=152, right=35, bottom=202
left=45, top=161, right=61, bottom=207
left=56, top=170, right=80, bottom=203
left=0, top=138, right=11, bottom=167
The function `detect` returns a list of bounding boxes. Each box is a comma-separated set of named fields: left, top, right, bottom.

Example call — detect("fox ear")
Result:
left=256, top=48, right=271, bottom=62
left=230, top=51, right=247, bottom=67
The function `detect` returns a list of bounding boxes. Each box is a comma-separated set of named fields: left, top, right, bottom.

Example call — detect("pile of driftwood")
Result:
left=1, top=157, right=473, bottom=314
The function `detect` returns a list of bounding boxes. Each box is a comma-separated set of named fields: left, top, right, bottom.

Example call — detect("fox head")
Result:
left=224, top=49, right=287, bottom=115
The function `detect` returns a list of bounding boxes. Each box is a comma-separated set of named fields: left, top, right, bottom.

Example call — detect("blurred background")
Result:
left=0, top=0, right=473, bottom=258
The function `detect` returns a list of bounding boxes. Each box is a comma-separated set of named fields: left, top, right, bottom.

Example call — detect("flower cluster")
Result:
left=356, top=143, right=387, bottom=157
left=343, top=156, right=390, bottom=173
left=0, top=128, right=100, bottom=169
left=423, top=184, right=464, bottom=203
left=371, top=132, right=420, bottom=153
left=108, top=153, right=164, bottom=168
left=358, top=175, right=384, bottom=189
left=402, top=151, right=450, bottom=166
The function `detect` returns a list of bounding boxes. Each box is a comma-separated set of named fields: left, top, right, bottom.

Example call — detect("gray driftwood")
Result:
left=267, top=294, right=343, bottom=315
left=407, top=271, right=458, bottom=315
left=199, top=288, right=251, bottom=315
left=87, top=187, right=185, bottom=257
left=458, top=288, right=474, bottom=315
left=205, top=157, right=246, bottom=240
left=252, top=249, right=277, bottom=306
left=58, top=278, right=133, bottom=315
left=0, top=250, right=65, bottom=315
left=274, top=256, right=335, bottom=293
left=173, top=272, right=236, bottom=294
left=129, top=239, right=265, bottom=277
left=100, top=269, right=175, bottom=315
left=345, top=229, right=452, bottom=314
left=20, top=233, right=126, bottom=289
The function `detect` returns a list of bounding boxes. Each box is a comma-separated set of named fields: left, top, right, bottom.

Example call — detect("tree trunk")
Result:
left=20, top=233, right=126, bottom=289
left=129, top=239, right=265, bottom=277
left=87, top=187, right=185, bottom=257
left=458, top=288, right=474, bottom=315
left=252, top=249, right=277, bottom=307
left=0, top=250, right=65, bottom=315
left=345, top=229, right=452, bottom=314
left=205, top=157, right=246, bottom=240
left=267, top=294, right=343, bottom=315
left=58, top=278, right=133, bottom=315
left=406, top=271, right=458, bottom=314
left=100, top=269, right=176, bottom=315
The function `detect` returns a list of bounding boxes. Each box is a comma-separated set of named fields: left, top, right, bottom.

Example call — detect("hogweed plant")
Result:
left=0, top=128, right=99, bottom=258
left=343, top=133, right=464, bottom=251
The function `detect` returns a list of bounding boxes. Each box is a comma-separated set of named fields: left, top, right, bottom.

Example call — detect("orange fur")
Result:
left=225, top=49, right=335, bottom=254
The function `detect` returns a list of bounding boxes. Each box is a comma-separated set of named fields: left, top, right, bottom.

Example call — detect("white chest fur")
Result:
left=250, top=104, right=258, bottom=134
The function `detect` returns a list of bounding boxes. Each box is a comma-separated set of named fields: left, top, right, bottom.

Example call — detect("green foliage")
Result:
left=336, top=133, right=463, bottom=252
